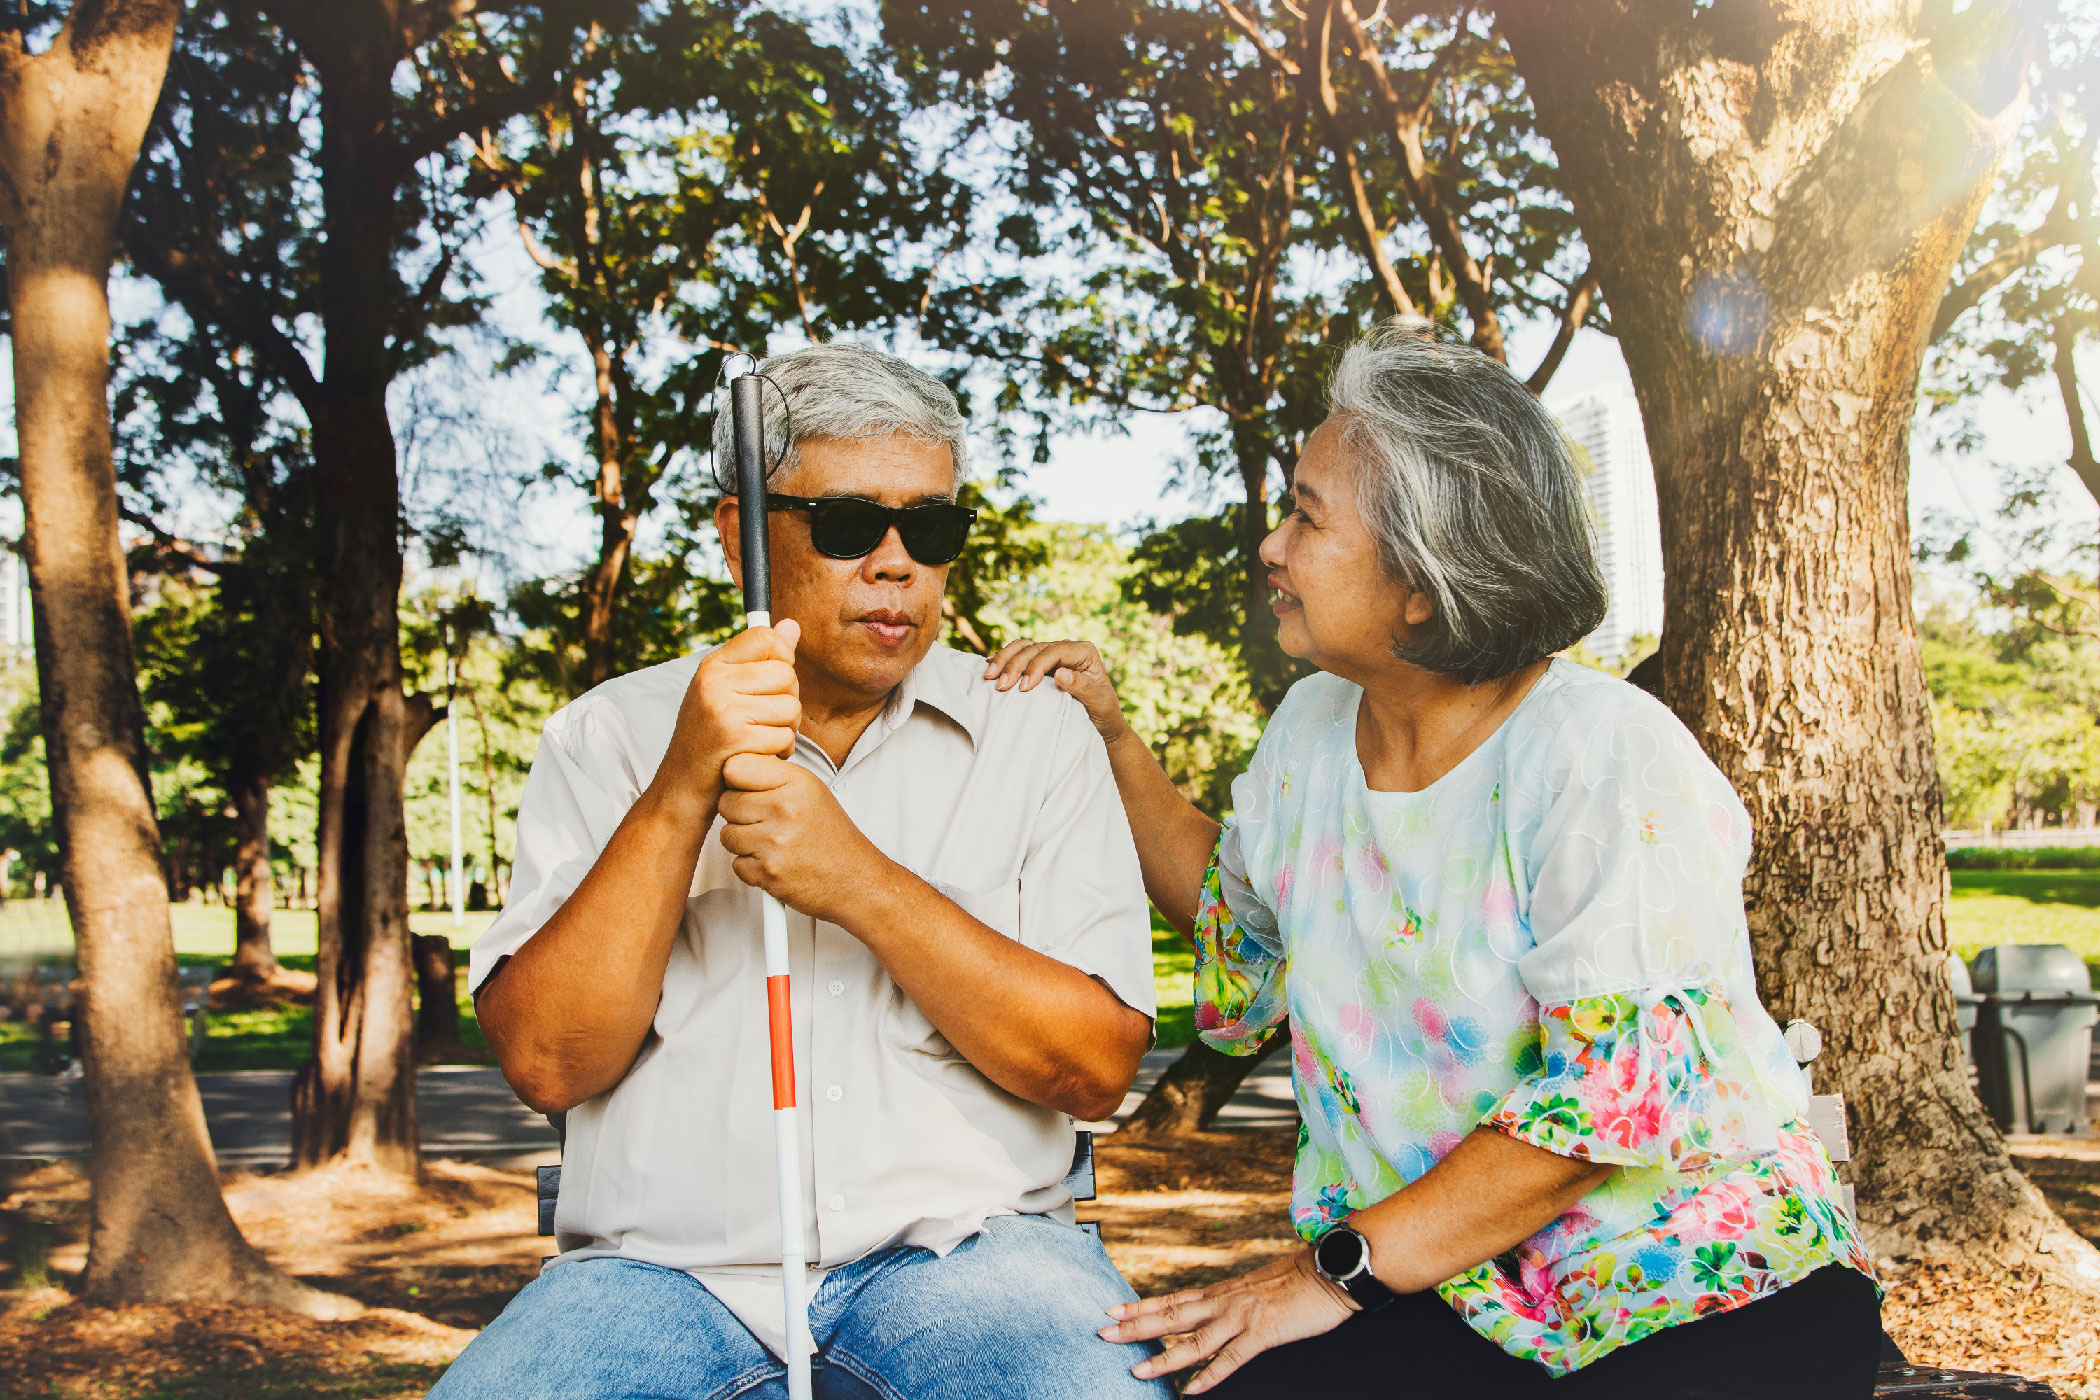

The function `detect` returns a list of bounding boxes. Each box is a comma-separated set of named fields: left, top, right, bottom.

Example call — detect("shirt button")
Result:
left=827, top=980, right=845, bottom=997
left=826, top=1085, right=843, bottom=1102
left=827, top=1194, right=846, bottom=1212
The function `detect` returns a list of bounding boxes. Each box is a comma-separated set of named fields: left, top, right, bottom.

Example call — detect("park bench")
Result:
left=1788, top=1020, right=2061, bottom=1399
left=525, top=1035, right=2055, bottom=1396
left=1, top=962, right=210, bottom=1072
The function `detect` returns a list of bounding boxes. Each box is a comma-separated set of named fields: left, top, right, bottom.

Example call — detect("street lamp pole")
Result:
left=447, top=651, right=464, bottom=928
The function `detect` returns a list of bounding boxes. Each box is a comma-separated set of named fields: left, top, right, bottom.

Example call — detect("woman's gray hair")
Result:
left=709, top=342, right=967, bottom=492
left=1328, top=322, right=1608, bottom=684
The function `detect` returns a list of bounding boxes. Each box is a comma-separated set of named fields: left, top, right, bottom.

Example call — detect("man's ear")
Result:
left=716, top=495, right=745, bottom=591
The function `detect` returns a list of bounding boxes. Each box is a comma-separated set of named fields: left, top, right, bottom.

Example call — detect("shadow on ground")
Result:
left=0, top=1135, right=2096, bottom=1398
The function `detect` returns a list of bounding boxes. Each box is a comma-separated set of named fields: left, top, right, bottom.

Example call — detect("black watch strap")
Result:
left=1313, top=1224, right=1395, bottom=1312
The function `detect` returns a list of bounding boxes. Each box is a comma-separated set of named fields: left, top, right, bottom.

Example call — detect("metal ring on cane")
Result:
left=709, top=354, right=794, bottom=487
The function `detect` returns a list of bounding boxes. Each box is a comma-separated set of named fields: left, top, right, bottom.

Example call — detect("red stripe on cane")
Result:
left=767, top=975, right=796, bottom=1109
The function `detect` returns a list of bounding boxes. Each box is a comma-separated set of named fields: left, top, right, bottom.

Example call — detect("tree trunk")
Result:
left=1117, top=1036, right=1284, bottom=1141
left=580, top=340, right=638, bottom=692
left=228, top=767, right=279, bottom=982
left=285, top=28, right=432, bottom=1176
left=291, top=391, right=433, bottom=1169
left=1501, top=0, right=2099, bottom=1284
left=411, top=933, right=459, bottom=1045
left=0, top=0, right=346, bottom=1315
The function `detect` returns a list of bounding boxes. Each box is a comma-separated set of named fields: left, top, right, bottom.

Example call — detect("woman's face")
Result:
left=1260, top=417, right=1428, bottom=678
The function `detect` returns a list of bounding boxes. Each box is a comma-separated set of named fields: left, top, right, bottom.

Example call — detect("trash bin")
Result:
left=1947, top=951, right=1981, bottom=1068
left=1971, top=944, right=2099, bottom=1135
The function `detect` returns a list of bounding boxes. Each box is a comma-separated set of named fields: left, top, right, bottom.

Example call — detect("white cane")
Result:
left=729, top=371, right=815, bottom=1400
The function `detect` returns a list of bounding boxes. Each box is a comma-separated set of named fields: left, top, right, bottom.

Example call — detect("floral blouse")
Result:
left=1196, top=661, right=1872, bottom=1376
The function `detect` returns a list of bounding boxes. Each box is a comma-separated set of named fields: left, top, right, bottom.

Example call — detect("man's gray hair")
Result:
left=1328, top=322, right=1608, bottom=684
left=709, top=342, right=967, bottom=492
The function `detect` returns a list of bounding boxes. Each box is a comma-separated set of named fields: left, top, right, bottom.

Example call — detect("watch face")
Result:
left=1317, top=1227, right=1365, bottom=1280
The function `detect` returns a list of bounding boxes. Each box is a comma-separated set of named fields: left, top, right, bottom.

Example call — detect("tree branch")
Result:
left=1303, top=0, right=1414, bottom=316
left=1216, top=0, right=1300, bottom=74
left=122, top=230, right=324, bottom=418
left=2054, top=318, right=2100, bottom=512
left=1333, top=0, right=1505, bottom=359
left=1935, top=120, right=2094, bottom=341
left=1526, top=268, right=1599, bottom=394
left=121, top=507, right=237, bottom=576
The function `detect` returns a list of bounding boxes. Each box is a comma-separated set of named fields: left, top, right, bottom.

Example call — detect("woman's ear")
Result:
left=1402, top=590, right=1435, bottom=628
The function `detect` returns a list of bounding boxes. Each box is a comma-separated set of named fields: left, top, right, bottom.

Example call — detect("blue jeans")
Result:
left=427, top=1214, right=1173, bottom=1400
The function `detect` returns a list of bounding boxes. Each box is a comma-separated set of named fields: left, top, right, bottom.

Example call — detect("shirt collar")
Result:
left=886, top=646, right=983, bottom=751
left=811, top=647, right=983, bottom=779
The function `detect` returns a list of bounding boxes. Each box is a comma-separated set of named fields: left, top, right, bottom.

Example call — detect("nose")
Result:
left=1258, top=518, right=1287, bottom=568
left=861, top=525, right=915, bottom=583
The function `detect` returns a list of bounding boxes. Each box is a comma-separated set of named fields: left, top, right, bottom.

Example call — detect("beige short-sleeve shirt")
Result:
left=469, top=644, right=1154, bottom=1354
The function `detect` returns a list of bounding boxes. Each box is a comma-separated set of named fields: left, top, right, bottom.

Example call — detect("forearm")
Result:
left=841, top=860, right=1150, bottom=1120
left=1101, top=727, right=1221, bottom=933
left=478, top=782, right=718, bottom=1112
left=1350, top=1127, right=1615, bottom=1294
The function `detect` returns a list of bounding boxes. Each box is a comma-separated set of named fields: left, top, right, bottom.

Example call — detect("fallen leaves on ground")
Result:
left=0, top=1130, right=2095, bottom=1397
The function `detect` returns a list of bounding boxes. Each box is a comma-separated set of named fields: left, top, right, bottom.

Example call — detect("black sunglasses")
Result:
left=765, top=493, right=978, bottom=566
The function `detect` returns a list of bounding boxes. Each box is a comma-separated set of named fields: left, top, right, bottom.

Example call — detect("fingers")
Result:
left=1135, top=1318, right=1245, bottom=1383
left=985, top=639, right=1102, bottom=692
left=983, top=638, right=1035, bottom=678
left=721, top=752, right=798, bottom=795
left=715, top=622, right=799, bottom=669
left=1184, top=1335, right=1256, bottom=1394
left=1100, top=1288, right=1213, bottom=1343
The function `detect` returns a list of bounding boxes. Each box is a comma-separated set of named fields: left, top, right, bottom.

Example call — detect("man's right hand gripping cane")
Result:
left=475, top=621, right=801, bottom=1116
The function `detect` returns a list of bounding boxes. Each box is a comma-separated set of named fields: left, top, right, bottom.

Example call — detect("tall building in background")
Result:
left=1550, top=385, right=1664, bottom=662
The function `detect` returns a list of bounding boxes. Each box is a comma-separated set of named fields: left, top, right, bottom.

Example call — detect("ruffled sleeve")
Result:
left=1484, top=986, right=1790, bottom=1174
left=1487, top=684, right=1808, bottom=1172
left=1192, top=824, right=1287, bottom=1054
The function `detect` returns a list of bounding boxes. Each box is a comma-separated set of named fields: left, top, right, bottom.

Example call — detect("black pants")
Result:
left=1206, top=1264, right=1881, bottom=1399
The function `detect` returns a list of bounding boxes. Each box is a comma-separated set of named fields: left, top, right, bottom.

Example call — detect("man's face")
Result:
left=718, top=432, right=957, bottom=705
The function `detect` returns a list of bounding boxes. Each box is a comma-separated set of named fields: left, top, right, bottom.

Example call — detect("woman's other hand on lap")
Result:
left=1099, top=1249, right=1356, bottom=1394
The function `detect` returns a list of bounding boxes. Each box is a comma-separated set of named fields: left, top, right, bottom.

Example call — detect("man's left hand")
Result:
left=718, top=752, right=887, bottom=923
left=1097, top=1249, right=1357, bottom=1394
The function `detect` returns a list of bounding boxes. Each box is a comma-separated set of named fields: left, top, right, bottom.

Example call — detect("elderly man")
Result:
left=429, top=344, right=1167, bottom=1400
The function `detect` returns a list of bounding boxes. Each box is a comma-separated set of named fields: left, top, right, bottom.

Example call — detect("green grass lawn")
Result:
left=8, top=872, right=2073, bottom=1076
left=0, top=903, right=497, bottom=1075
left=1153, top=907, right=1195, bottom=1049
left=1948, top=869, right=2100, bottom=986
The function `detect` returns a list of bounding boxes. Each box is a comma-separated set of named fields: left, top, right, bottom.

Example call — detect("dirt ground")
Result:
left=0, top=1133, right=2095, bottom=1399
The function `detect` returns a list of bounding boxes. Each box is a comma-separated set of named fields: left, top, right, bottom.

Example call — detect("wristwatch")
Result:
left=1312, top=1223, right=1395, bottom=1312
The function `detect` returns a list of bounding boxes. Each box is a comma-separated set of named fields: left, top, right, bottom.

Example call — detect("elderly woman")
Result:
left=984, top=328, right=1878, bottom=1398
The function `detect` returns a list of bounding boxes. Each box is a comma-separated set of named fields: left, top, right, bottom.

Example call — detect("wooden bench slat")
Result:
left=1808, top=1093, right=1850, bottom=1163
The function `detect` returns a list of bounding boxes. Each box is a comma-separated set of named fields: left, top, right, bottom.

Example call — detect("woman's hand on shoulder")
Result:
left=1097, top=1248, right=1357, bottom=1393
left=983, top=638, right=1129, bottom=746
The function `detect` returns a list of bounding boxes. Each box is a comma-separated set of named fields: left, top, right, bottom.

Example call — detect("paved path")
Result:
left=7, top=1042, right=2097, bottom=1164
left=0, top=1048, right=1297, bottom=1165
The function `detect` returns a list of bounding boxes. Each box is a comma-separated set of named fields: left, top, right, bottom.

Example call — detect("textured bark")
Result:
left=1116, top=1037, right=1284, bottom=1141
left=228, top=767, right=279, bottom=982
left=0, top=0, right=345, bottom=1313
left=1501, top=0, right=2099, bottom=1285
left=579, top=339, right=640, bottom=691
